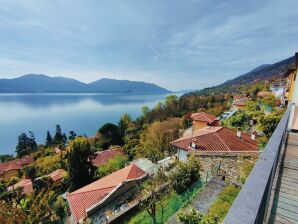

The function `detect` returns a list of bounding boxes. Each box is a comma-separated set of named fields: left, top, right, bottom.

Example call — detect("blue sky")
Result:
left=0, top=0, right=297, bottom=91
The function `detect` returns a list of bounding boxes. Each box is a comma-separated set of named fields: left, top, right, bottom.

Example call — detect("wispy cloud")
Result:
left=0, top=0, right=297, bottom=90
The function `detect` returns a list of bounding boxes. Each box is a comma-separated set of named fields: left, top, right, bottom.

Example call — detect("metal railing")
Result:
left=223, top=107, right=291, bottom=224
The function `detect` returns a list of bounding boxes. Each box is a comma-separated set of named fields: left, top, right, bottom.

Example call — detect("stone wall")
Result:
left=198, top=154, right=258, bottom=183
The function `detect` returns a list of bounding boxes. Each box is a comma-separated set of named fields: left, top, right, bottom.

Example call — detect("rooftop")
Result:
left=7, top=179, right=33, bottom=194
left=171, top=126, right=258, bottom=153
left=92, top=148, right=123, bottom=167
left=191, top=112, right=217, bottom=123
left=67, top=163, right=147, bottom=223
left=49, top=169, right=67, bottom=182
left=0, top=155, right=34, bottom=174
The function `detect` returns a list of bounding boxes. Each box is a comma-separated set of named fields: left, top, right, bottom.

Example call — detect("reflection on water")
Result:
left=0, top=93, right=174, bottom=154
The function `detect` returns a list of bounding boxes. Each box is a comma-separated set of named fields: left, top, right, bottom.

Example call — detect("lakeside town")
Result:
left=1, top=54, right=297, bottom=223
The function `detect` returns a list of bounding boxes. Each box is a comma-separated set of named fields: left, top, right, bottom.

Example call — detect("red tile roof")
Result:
left=67, top=163, right=147, bottom=223
left=171, top=127, right=258, bottom=153
left=233, top=101, right=246, bottom=106
left=7, top=179, right=34, bottom=194
left=92, top=148, right=123, bottom=167
left=49, top=169, right=67, bottom=182
left=191, top=112, right=216, bottom=123
left=0, top=155, right=34, bottom=175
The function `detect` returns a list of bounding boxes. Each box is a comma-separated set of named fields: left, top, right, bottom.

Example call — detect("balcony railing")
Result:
left=223, top=107, right=291, bottom=224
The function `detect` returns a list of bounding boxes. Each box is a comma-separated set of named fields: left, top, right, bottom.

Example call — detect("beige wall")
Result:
left=0, top=169, right=19, bottom=180
left=192, top=120, right=208, bottom=130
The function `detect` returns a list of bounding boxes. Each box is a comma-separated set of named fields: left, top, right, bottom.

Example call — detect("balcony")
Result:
left=223, top=107, right=298, bottom=223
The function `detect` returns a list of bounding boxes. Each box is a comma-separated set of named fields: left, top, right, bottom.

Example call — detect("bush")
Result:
left=205, top=185, right=240, bottom=222
left=170, top=154, right=200, bottom=193
left=97, top=154, right=128, bottom=178
left=178, top=208, right=203, bottom=223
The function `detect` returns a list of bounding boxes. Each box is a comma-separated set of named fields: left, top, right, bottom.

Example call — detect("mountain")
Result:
left=192, top=55, right=296, bottom=96
left=89, top=78, right=169, bottom=93
left=221, top=56, right=295, bottom=87
left=0, top=74, right=170, bottom=93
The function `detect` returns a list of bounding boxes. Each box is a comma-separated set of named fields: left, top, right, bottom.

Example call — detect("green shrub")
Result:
left=177, top=208, right=203, bottom=223
left=205, top=185, right=240, bottom=222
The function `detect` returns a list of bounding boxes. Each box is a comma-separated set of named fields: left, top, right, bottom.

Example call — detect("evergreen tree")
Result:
left=68, top=138, right=95, bottom=191
left=45, top=131, right=53, bottom=147
left=97, top=123, right=122, bottom=150
left=62, top=133, right=67, bottom=144
left=54, top=124, right=64, bottom=144
left=118, top=113, right=132, bottom=139
left=16, top=132, right=37, bottom=157
left=68, top=131, right=77, bottom=141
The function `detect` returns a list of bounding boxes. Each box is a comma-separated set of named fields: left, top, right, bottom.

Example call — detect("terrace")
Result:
left=223, top=106, right=298, bottom=223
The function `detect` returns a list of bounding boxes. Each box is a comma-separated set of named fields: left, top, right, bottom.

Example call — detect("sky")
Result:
left=0, top=0, right=297, bottom=91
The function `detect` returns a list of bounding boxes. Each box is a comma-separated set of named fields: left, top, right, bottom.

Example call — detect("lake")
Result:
left=0, top=93, right=177, bottom=155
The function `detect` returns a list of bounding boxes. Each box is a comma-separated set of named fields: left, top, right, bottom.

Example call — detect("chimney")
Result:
left=190, top=138, right=198, bottom=149
left=251, top=131, right=256, bottom=141
left=237, top=127, right=242, bottom=138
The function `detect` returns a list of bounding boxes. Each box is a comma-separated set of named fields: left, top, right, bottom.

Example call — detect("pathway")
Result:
left=167, top=178, right=225, bottom=224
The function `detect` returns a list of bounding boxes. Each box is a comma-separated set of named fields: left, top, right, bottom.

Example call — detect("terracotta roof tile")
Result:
left=7, top=179, right=33, bottom=194
left=191, top=112, right=216, bottom=123
left=0, top=155, right=34, bottom=175
left=49, top=169, right=67, bottom=182
left=67, top=163, right=147, bottom=223
left=92, top=148, right=123, bottom=167
left=171, top=127, right=258, bottom=153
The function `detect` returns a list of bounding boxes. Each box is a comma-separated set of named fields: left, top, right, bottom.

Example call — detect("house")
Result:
left=7, top=179, right=34, bottom=194
left=190, top=112, right=218, bottom=131
left=221, top=109, right=238, bottom=120
left=131, top=158, right=157, bottom=175
left=67, top=163, right=148, bottom=223
left=283, top=68, right=297, bottom=104
left=49, top=169, right=67, bottom=183
left=92, top=148, right=123, bottom=168
left=171, top=126, right=259, bottom=180
left=172, top=126, right=258, bottom=158
left=257, top=91, right=274, bottom=98
left=0, top=155, right=34, bottom=180
left=233, top=96, right=250, bottom=110
left=34, top=169, right=68, bottom=186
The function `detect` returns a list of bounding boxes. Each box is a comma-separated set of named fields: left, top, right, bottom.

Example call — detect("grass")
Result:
left=204, top=185, right=240, bottom=222
left=127, top=179, right=204, bottom=224
left=34, top=154, right=61, bottom=172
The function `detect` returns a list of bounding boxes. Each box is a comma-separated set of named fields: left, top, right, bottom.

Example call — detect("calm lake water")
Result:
left=0, top=93, right=177, bottom=155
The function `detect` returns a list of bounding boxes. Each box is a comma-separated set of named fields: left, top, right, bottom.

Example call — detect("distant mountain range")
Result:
left=193, top=55, right=296, bottom=95
left=0, top=74, right=170, bottom=94
left=221, top=56, right=295, bottom=87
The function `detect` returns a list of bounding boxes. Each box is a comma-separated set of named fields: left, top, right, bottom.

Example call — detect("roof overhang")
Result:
left=84, top=174, right=147, bottom=217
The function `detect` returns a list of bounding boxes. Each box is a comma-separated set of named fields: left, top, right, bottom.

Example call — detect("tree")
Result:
left=142, top=106, right=149, bottom=117
left=23, top=165, right=37, bottom=181
left=123, top=124, right=140, bottom=160
left=68, top=137, right=95, bottom=191
left=0, top=188, right=61, bottom=223
left=16, top=132, right=37, bottom=157
left=54, top=124, right=64, bottom=145
left=170, top=154, right=201, bottom=194
left=68, top=131, right=77, bottom=141
left=45, top=131, right=53, bottom=147
left=118, top=113, right=132, bottom=139
left=139, top=168, right=168, bottom=224
left=53, top=196, right=67, bottom=223
left=96, top=123, right=122, bottom=150
left=260, top=112, right=282, bottom=138
left=136, top=118, right=183, bottom=162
